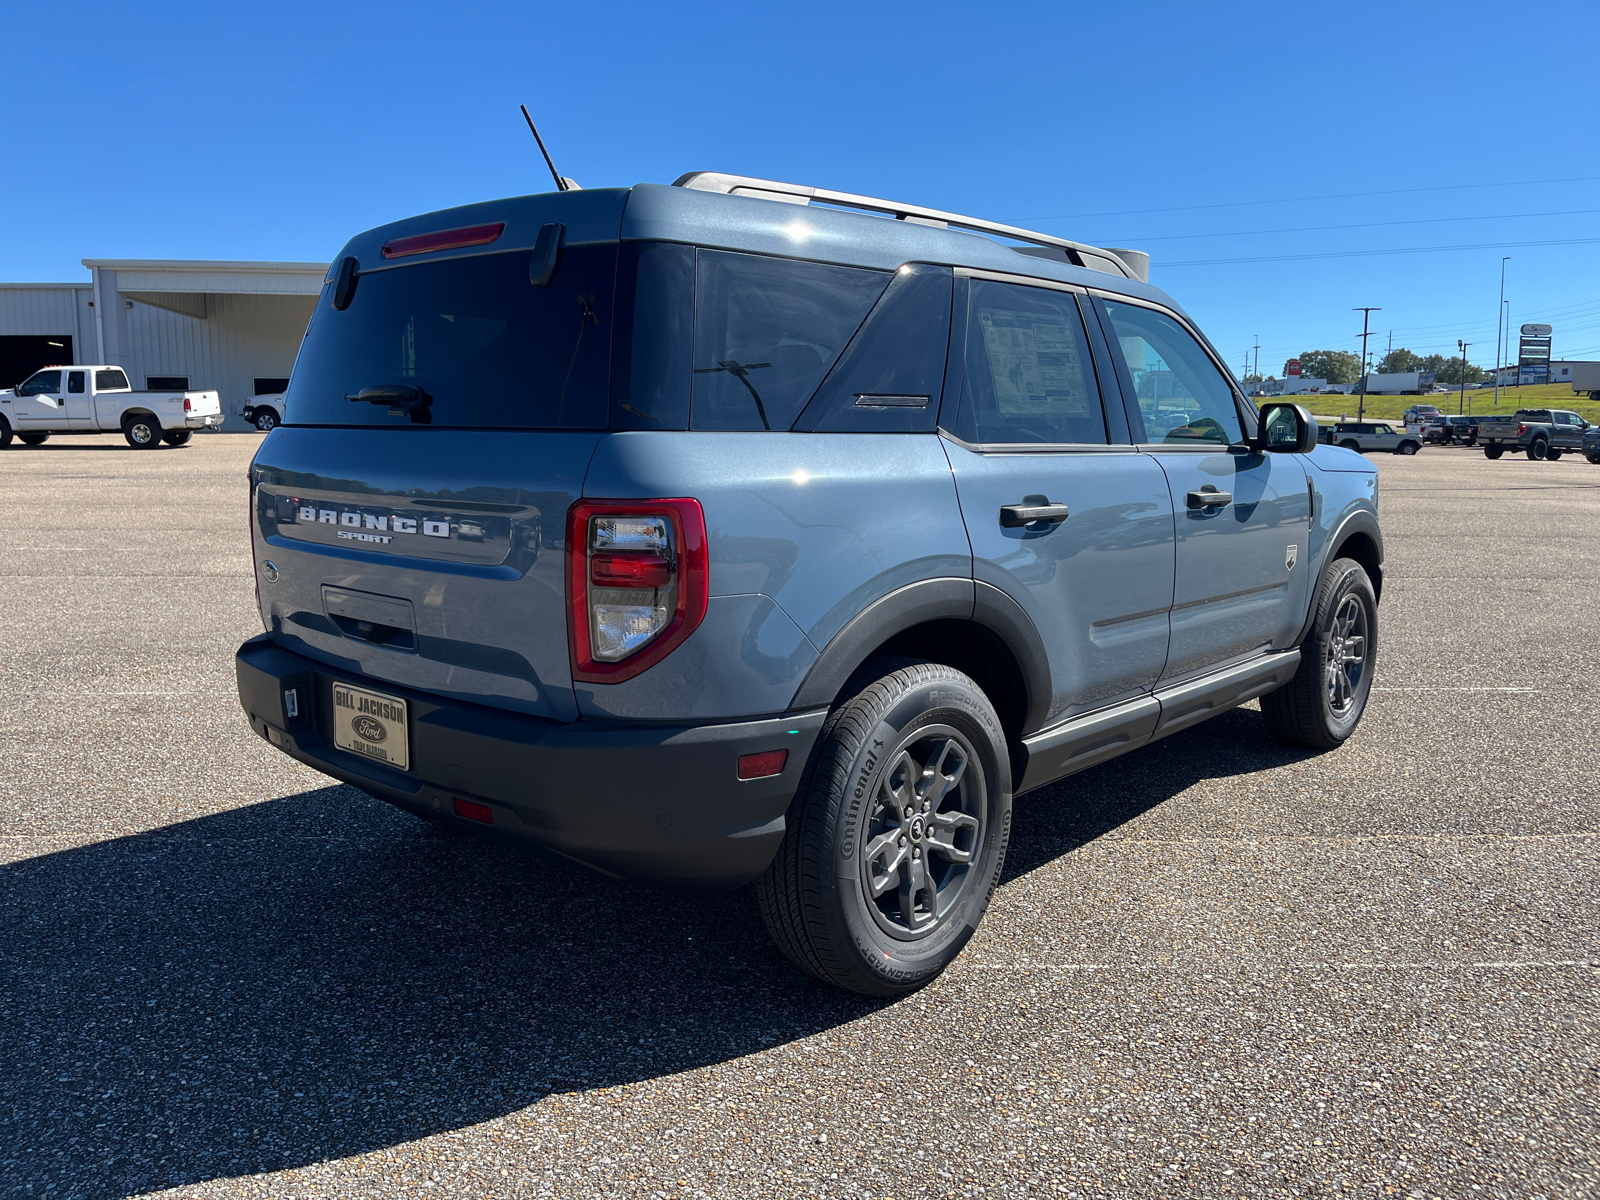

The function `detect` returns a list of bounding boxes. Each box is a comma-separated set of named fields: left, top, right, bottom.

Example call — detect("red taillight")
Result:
left=1518, top=424, right=1528, bottom=435
left=738, top=750, right=788, bottom=780
left=381, top=222, right=505, bottom=259
left=566, top=499, right=708, bottom=684
left=183, top=397, right=192, bottom=413
left=453, top=798, right=494, bottom=824
left=591, top=553, right=672, bottom=589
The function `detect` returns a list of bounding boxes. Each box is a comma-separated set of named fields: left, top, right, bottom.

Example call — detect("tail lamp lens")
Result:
left=567, top=500, right=708, bottom=683
left=183, top=397, right=192, bottom=412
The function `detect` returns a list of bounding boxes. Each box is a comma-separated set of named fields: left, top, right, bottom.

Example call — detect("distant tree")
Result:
left=1428, top=354, right=1486, bottom=386
left=1377, top=348, right=1423, bottom=373
left=1294, top=350, right=1363, bottom=384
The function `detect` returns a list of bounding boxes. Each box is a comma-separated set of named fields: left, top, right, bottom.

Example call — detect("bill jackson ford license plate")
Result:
left=331, top=682, right=409, bottom=771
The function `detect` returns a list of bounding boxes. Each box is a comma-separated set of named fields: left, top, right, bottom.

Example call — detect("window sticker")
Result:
left=977, top=310, right=1090, bottom=419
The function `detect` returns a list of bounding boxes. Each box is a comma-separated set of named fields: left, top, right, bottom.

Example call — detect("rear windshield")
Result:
left=284, top=244, right=617, bottom=429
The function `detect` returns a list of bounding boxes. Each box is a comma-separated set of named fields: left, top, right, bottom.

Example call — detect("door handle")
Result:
left=1186, top=487, right=1233, bottom=509
left=999, top=501, right=1070, bottom=528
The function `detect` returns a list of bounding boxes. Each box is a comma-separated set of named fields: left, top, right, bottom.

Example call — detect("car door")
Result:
left=63, top=370, right=94, bottom=428
left=10, top=369, right=66, bottom=429
left=941, top=274, right=1175, bottom=726
left=1092, top=295, right=1313, bottom=683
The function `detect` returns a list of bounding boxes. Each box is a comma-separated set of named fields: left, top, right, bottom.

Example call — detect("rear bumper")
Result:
left=235, top=635, right=823, bottom=888
left=185, top=414, right=222, bottom=428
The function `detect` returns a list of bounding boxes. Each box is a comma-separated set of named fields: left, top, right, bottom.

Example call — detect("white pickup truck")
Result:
left=0, top=366, right=222, bottom=448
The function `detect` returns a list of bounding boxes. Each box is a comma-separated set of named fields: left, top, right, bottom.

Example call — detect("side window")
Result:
left=796, top=263, right=953, bottom=433
left=952, top=279, right=1106, bottom=445
left=1100, top=300, right=1243, bottom=446
left=692, top=250, right=887, bottom=431
left=17, top=370, right=61, bottom=396
left=67, top=371, right=85, bottom=393
left=95, top=369, right=130, bottom=390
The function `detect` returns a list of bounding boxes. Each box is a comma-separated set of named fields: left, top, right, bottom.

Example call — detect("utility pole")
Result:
left=1353, top=307, right=1381, bottom=421
left=1253, top=335, right=1260, bottom=388
left=1494, top=257, right=1510, bottom=408
left=1457, top=340, right=1472, bottom=415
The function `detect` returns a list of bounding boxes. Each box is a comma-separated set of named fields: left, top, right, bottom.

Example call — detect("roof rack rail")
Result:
left=672, top=171, right=1146, bottom=281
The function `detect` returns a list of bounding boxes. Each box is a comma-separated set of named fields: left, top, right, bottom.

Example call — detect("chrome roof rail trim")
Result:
left=673, top=171, right=1137, bottom=279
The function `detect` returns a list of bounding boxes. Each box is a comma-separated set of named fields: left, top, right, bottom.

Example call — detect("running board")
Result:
left=1017, top=650, right=1301, bottom=795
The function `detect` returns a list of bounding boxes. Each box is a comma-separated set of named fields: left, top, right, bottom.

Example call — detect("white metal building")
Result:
left=0, top=259, right=324, bottom=431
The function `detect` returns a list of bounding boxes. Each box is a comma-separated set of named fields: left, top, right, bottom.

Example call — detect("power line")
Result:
left=1160, top=236, right=1600, bottom=268
left=1090, top=206, right=1600, bottom=245
left=1006, top=174, right=1600, bottom=224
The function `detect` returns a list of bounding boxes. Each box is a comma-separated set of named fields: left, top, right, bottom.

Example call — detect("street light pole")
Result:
left=1353, top=307, right=1381, bottom=421
left=1253, top=335, right=1260, bottom=389
left=1457, top=339, right=1471, bottom=415
left=1494, top=257, right=1510, bottom=408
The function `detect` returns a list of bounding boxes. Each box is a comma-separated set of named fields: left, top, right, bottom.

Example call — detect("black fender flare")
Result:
left=789, top=577, right=1052, bottom=735
left=1294, top=506, right=1384, bottom=647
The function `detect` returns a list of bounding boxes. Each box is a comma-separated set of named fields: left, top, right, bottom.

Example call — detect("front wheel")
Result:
left=1261, top=557, right=1378, bottom=750
left=1586, top=453, right=1600, bottom=465
left=18, top=432, right=49, bottom=446
left=123, top=415, right=162, bottom=448
left=1485, top=445, right=1504, bottom=460
left=254, top=409, right=280, bottom=432
left=755, top=660, right=1012, bottom=996
left=161, top=429, right=193, bottom=447
left=1396, top=440, right=1419, bottom=456
left=1527, top=439, right=1548, bottom=461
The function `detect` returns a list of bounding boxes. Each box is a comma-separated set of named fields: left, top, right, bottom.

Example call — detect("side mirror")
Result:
left=1257, top=402, right=1319, bottom=454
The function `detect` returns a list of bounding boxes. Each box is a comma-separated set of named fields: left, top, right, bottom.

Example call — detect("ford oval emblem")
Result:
left=262, top=560, right=279, bottom=583
left=352, top=715, right=387, bottom=743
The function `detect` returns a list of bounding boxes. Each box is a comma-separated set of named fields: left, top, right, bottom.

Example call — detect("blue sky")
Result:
left=4, top=0, right=1597, bottom=374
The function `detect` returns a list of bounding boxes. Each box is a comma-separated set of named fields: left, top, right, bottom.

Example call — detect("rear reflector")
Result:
left=591, top=552, right=672, bottom=588
left=382, top=222, right=506, bottom=260
left=453, top=798, right=494, bottom=823
left=737, top=749, right=788, bottom=780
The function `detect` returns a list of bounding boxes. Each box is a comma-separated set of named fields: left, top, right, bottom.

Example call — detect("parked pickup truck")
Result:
left=1584, top=425, right=1600, bottom=464
left=0, top=366, right=222, bottom=448
left=1477, top=408, right=1592, bottom=461
left=241, top=393, right=283, bottom=432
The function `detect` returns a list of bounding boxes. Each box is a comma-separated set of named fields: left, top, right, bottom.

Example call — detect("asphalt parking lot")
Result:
left=2, top=433, right=1597, bottom=1199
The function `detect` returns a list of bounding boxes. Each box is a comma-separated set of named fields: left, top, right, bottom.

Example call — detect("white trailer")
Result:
left=1361, top=371, right=1437, bottom=395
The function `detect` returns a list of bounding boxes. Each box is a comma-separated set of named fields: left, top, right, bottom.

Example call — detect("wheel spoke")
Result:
left=878, top=751, right=917, bottom=809
left=927, top=810, right=979, bottom=864
left=919, top=739, right=968, bottom=808
left=898, top=854, right=932, bottom=928
left=867, top=841, right=909, bottom=898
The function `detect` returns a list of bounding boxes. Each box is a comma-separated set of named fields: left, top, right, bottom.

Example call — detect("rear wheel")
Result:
left=1339, top=439, right=1361, bottom=452
left=1526, top=438, right=1548, bottom=461
left=0, top=417, right=12, bottom=447
left=161, top=429, right=193, bottom=447
left=1484, top=445, right=1504, bottom=460
left=1261, top=557, right=1377, bottom=750
left=755, top=660, right=1012, bottom=996
left=123, top=415, right=161, bottom=448
left=18, top=432, right=49, bottom=446
left=254, top=408, right=280, bottom=432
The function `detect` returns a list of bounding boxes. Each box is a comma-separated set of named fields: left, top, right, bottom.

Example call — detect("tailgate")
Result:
left=251, top=427, right=596, bottom=722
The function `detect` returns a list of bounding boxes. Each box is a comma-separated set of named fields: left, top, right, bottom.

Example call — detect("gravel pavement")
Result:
left=2, top=434, right=1596, bottom=1199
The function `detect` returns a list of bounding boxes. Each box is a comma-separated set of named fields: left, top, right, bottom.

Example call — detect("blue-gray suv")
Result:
left=237, top=173, right=1384, bottom=995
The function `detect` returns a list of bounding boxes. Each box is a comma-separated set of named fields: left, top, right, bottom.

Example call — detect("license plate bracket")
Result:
left=331, top=682, right=410, bottom=771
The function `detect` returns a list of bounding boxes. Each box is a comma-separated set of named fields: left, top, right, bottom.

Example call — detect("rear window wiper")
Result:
left=347, top=385, right=433, bottom=424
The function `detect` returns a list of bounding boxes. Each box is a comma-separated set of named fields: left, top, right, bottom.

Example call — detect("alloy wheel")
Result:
left=1324, top=594, right=1369, bottom=717
left=860, top=727, right=984, bottom=939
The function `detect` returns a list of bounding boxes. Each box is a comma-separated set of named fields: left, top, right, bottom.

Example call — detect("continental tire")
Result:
left=1484, top=445, right=1504, bottom=460
left=123, top=415, right=162, bottom=448
left=755, top=659, right=1012, bottom=997
left=1261, top=557, right=1378, bottom=750
left=1527, top=438, right=1548, bottom=461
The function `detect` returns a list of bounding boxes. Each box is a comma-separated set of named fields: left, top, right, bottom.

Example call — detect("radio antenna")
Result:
left=520, top=104, right=568, bottom=192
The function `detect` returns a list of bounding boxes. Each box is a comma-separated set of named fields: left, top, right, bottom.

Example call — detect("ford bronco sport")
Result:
left=237, top=174, right=1384, bottom=995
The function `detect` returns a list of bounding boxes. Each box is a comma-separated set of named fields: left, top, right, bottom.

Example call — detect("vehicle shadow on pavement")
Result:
left=0, top=790, right=882, bottom=1195
left=1001, top=705, right=1323, bottom=881
left=1, top=707, right=1310, bottom=1194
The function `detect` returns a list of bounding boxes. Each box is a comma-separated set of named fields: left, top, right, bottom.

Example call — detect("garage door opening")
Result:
left=0, top=335, right=73, bottom=389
